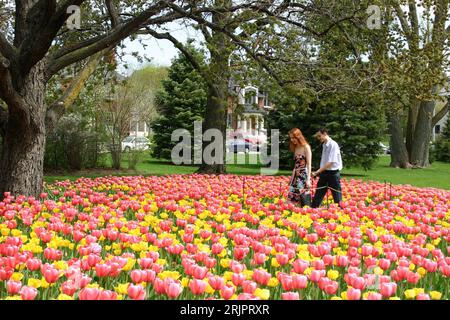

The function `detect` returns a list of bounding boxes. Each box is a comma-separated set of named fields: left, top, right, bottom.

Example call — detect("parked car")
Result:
left=121, top=136, right=150, bottom=152
left=228, top=139, right=259, bottom=153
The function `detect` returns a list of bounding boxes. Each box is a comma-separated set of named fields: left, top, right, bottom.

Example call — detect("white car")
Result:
left=380, top=142, right=390, bottom=154
left=121, top=136, right=150, bottom=152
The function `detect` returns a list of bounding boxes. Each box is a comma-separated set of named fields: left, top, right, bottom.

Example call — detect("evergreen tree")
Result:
left=151, top=47, right=208, bottom=161
left=266, top=90, right=386, bottom=171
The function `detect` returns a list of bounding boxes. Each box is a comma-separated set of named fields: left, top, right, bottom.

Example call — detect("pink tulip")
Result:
left=208, top=276, right=225, bottom=291
left=366, top=292, right=382, bottom=300
left=7, top=280, right=22, bottom=295
left=347, top=288, right=361, bottom=300
left=189, top=279, right=207, bottom=295
left=416, top=293, right=431, bottom=300
left=166, top=282, right=183, bottom=299
left=99, top=290, right=118, bottom=300
left=220, top=285, right=235, bottom=300
left=61, top=281, right=77, bottom=296
left=378, top=258, right=391, bottom=270
left=192, top=266, right=208, bottom=279
left=20, top=286, right=38, bottom=300
left=282, top=292, right=300, bottom=300
left=231, top=273, right=246, bottom=286
left=323, top=281, right=339, bottom=295
left=242, top=280, right=257, bottom=294
left=79, top=287, right=100, bottom=300
left=95, top=264, right=111, bottom=277
left=380, top=282, right=397, bottom=298
left=130, top=269, right=146, bottom=283
left=127, top=284, right=146, bottom=300
left=26, top=258, right=42, bottom=271
left=291, top=275, right=308, bottom=290
left=310, top=270, right=323, bottom=282
left=293, top=259, right=309, bottom=274
left=252, top=269, right=271, bottom=285
left=43, top=268, right=60, bottom=283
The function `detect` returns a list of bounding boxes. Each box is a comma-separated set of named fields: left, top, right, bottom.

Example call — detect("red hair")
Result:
left=289, top=128, right=308, bottom=152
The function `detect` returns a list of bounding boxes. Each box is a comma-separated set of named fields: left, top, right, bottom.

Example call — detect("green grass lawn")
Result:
left=44, top=154, right=450, bottom=190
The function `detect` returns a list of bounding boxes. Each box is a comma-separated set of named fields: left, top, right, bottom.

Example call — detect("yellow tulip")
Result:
left=430, top=291, right=442, bottom=300
left=11, top=272, right=24, bottom=281
left=254, top=288, right=270, bottom=300
left=115, top=283, right=130, bottom=295
left=327, top=270, right=339, bottom=280
left=404, top=289, right=416, bottom=299
left=27, top=278, right=42, bottom=288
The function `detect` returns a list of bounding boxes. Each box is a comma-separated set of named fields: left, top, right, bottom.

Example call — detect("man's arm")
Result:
left=313, top=143, right=339, bottom=176
left=313, top=162, right=334, bottom=177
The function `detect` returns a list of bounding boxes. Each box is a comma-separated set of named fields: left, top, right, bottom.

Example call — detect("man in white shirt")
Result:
left=311, top=128, right=343, bottom=208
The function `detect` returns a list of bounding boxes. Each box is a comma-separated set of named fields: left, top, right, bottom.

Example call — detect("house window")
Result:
left=245, top=90, right=256, bottom=105
left=435, top=125, right=441, bottom=134
left=138, top=121, right=145, bottom=132
left=263, top=92, right=270, bottom=107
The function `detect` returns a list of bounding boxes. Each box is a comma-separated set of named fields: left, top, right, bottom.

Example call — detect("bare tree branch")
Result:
left=142, top=27, right=208, bottom=80
left=105, top=0, right=121, bottom=28
left=47, top=1, right=170, bottom=77
left=0, top=33, right=15, bottom=60
left=433, top=99, right=449, bottom=127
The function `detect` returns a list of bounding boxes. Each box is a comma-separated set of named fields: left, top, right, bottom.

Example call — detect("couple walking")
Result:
left=287, top=128, right=343, bottom=208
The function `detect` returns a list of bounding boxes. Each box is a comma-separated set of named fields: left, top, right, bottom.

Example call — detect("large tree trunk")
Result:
left=410, top=99, right=435, bottom=167
left=406, top=98, right=419, bottom=157
left=198, top=83, right=228, bottom=174
left=0, top=63, right=47, bottom=197
left=197, top=0, right=232, bottom=175
left=388, top=110, right=411, bottom=168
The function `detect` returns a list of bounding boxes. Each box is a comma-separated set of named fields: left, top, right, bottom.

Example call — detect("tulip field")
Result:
left=0, top=174, right=449, bottom=300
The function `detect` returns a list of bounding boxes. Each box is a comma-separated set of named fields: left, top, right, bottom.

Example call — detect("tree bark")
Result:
left=388, top=110, right=411, bottom=168
left=197, top=0, right=232, bottom=175
left=198, top=83, right=228, bottom=174
left=406, top=98, right=419, bottom=157
left=0, top=63, right=47, bottom=197
left=410, top=99, right=435, bottom=167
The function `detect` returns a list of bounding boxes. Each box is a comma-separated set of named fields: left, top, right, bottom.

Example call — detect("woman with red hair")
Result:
left=287, top=128, right=312, bottom=207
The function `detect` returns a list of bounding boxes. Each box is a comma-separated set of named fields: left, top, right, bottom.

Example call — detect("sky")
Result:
left=118, top=22, right=203, bottom=75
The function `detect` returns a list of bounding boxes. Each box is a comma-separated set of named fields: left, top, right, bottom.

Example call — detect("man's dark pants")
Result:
left=311, top=170, right=342, bottom=208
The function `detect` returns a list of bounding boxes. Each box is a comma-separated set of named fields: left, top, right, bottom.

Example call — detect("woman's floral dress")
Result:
left=287, top=153, right=311, bottom=206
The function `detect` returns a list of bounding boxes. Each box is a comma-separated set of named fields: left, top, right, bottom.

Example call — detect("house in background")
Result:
left=129, top=111, right=151, bottom=137
left=433, top=83, right=449, bottom=141
left=226, top=79, right=273, bottom=143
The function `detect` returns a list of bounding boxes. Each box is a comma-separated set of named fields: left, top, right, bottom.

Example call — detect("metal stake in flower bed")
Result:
left=242, top=176, right=246, bottom=209
left=389, top=182, right=392, bottom=200
left=326, top=182, right=330, bottom=209
left=279, top=181, right=283, bottom=199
